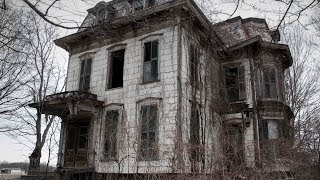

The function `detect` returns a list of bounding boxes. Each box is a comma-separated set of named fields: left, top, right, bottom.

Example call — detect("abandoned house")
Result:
left=30, top=0, right=294, bottom=179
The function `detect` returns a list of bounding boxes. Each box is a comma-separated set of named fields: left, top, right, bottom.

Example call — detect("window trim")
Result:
left=224, top=65, right=246, bottom=102
left=78, top=52, right=96, bottom=92
left=262, top=67, right=278, bottom=99
left=101, top=103, right=123, bottom=161
left=140, top=34, right=162, bottom=84
left=189, top=44, right=200, bottom=88
left=106, top=44, right=126, bottom=91
left=261, top=119, right=279, bottom=140
left=136, top=97, right=162, bottom=161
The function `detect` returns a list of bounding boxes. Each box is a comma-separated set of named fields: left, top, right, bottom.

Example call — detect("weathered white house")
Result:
left=31, top=0, right=293, bottom=179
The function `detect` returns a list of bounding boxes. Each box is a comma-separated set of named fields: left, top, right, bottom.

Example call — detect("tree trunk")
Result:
left=29, top=146, right=41, bottom=172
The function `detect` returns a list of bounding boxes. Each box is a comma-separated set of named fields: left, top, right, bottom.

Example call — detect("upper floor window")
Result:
left=143, top=40, right=158, bottom=83
left=104, top=110, right=120, bottom=160
left=139, top=104, right=159, bottom=160
left=263, top=68, right=277, bottom=98
left=225, top=66, right=245, bottom=102
left=79, top=59, right=92, bottom=92
left=108, top=49, right=125, bottom=89
left=190, top=45, right=199, bottom=87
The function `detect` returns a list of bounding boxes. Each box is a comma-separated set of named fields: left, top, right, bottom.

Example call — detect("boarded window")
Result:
left=143, top=41, right=158, bottom=82
left=264, top=68, right=277, bottom=98
left=190, top=45, right=199, bottom=87
left=104, top=110, right=119, bottom=160
left=139, top=105, right=158, bottom=160
left=225, top=66, right=246, bottom=102
left=108, top=50, right=125, bottom=89
left=79, top=59, right=92, bottom=92
left=133, top=0, right=143, bottom=11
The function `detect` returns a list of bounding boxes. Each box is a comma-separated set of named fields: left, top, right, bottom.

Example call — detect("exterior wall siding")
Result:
left=66, top=26, right=180, bottom=173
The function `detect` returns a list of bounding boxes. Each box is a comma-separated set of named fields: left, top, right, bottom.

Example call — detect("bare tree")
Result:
left=282, top=24, right=320, bottom=178
left=0, top=6, right=31, bottom=117
left=3, top=11, right=66, bottom=172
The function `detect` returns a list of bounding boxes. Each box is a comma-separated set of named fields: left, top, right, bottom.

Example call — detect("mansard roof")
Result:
left=54, top=0, right=292, bottom=69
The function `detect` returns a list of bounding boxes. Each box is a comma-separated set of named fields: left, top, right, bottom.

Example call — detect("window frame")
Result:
left=78, top=52, right=96, bottom=92
left=261, top=119, right=279, bottom=140
left=224, top=65, right=246, bottom=102
left=263, top=67, right=278, bottom=99
left=102, top=104, right=123, bottom=161
left=137, top=97, right=162, bottom=161
left=143, top=40, right=159, bottom=83
left=189, top=44, right=200, bottom=88
left=139, top=34, right=162, bottom=84
left=106, top=45, right=126, bottom=90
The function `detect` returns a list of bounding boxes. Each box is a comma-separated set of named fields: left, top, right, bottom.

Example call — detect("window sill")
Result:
left=140, top=79, right=160, bottom=85
left=106, top=87, right=123, bottom=91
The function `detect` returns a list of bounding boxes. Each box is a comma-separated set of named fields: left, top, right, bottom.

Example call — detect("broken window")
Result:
left=225, top=66, right=245, bottom=102
left=143, top=40, right=158, bottom=83
left=108, top=49, right=125, bottom=89
left=190, top=101, right=201, bottom=172
left=264, top=68, right=277, bottom=98
left=190, top=45, right=199, bottom=87
left=133, top=0, right=143, bottom=11
left=262, top=120, right=279, bottom=140
left=104, top=110, right=119, bottom=160
left=139, top=104, right=158, bottom=160
left=79, top=59, right=92, bottom=92
left=261, top=120, right=279, bottom=160
left=65, top=124, right=89, bottom=167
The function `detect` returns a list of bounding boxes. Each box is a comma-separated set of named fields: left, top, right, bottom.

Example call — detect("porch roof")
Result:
left=29, top=91, right=103, bottom=117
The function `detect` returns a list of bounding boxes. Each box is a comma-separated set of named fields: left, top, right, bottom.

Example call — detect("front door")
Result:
left=64, top=123, right=89, bottom=167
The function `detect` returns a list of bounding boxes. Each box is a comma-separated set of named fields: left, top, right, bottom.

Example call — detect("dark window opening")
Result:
left=143, top=41, right=158, bottom=82
left=190, top=101, right=202, bottom=172
left=104, top=110, right=119, bottom=160
left=108, top=49, right=125, bottom=89
left=190, top=45, right=199, bottom=87
left=225, top=66, right=245, bottom=102
left=79, top=127, right=88, bottom=149
left=79, top=59, right=92, bottom=92
left=139, top=105, right=158, bottom=160
left=133, top=0, right=143, bottom=11
left=67, top=127, right=76, bottom=150
left=264, top=68, right=277, bottom=98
